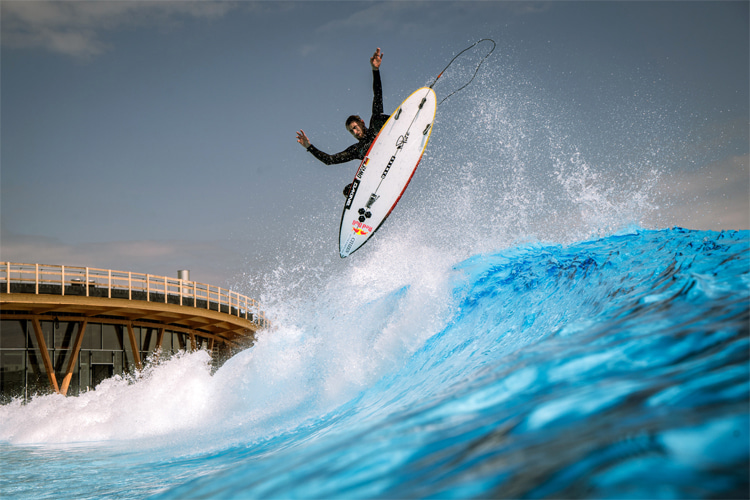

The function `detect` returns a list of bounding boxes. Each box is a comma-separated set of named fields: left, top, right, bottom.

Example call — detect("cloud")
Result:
left=1, top=0, right=238, bottom=59
left=298, top=43, right=319, bottom=57
left=314, top=1, right=553, bottom=37
left=321, top=2, right=419, bottom=33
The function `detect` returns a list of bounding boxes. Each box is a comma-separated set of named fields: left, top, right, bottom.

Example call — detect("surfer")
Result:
left=296, top=48, right=389, bottom=196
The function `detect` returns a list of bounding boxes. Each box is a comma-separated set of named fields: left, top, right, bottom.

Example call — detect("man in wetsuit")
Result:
left=296, top=48, right=389, bottom=196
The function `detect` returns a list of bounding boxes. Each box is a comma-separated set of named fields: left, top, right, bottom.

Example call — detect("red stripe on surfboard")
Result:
left=383, top=151, right=425, bottom=220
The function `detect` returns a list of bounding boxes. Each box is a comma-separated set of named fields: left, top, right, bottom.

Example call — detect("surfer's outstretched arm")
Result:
left=306, top=143, right=360, bottom=166
left=297, top=129, right=359, bottom=165
left=371, top=48, right=384, bottom=117
left=372, top=69, right=384, bottom=117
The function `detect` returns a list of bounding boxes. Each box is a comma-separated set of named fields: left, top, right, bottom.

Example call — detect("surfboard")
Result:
left=339, top=87, right=437, bottom=258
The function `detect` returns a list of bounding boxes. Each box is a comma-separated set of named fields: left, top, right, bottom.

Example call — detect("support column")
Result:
left=155, top=327, right=165, bottom=350
left=126, top=322, right=142, bottom=370
left=31, top=318, right=59, bottom=394
left=60, top=320, right=87, bottom=396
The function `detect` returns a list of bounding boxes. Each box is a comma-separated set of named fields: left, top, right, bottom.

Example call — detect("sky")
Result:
left=1, top=1, right=748, bottom=292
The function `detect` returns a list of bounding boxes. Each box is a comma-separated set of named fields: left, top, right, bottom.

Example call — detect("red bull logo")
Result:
left=352, top=219, right=373, bottom=236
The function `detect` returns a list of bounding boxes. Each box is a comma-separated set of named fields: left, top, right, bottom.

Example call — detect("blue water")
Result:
left=1, top=227, right=748, bottom=499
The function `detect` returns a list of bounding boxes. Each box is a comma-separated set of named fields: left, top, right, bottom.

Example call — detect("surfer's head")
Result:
left=345, top=115, right=366, bottom=140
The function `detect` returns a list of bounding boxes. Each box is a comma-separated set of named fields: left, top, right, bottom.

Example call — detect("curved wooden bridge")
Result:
left=0, top=262, right=269, bottom=399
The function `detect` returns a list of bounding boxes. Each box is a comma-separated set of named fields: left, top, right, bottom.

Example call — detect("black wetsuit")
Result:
left=306, top=70, right=389, bottom=165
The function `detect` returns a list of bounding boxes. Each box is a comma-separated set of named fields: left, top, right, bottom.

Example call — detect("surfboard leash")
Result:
left=429, top=38, right=496, bottom=105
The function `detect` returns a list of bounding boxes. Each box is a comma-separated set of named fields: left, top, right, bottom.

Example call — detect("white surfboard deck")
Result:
left=339, top=87, right=437, bottom=258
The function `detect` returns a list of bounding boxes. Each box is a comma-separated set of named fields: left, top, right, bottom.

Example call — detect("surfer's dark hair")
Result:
left=345, top=115, right=365, bottom=129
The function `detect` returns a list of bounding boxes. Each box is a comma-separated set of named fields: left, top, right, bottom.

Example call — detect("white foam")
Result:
left=0, top=350, right=214, bottom=444
left=1, top=57, right=668, bottom=448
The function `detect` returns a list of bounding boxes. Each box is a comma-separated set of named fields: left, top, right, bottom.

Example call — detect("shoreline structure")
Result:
left=0, top=262, right=268, bottom=400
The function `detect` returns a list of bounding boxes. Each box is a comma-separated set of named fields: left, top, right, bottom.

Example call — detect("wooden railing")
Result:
left=1, top=262, right=267, bottom=328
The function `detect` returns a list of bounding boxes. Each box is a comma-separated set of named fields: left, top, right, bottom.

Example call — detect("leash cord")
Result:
left=429, top=38, right=496, bottom=105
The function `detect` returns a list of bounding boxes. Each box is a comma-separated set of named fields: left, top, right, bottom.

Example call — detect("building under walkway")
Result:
left=0, top=263, right=268, bottom=401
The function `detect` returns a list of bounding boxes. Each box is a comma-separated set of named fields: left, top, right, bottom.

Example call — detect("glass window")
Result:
left=26, top=326, right=42, bottom=352
left=41, top=321, right=53, bottom=348
left=68, top=372, right=80, bottom=397
left=160, top=331, right=171, bottom=351
left=0, top=351, right=25, bottom=401
left=79, top=352, right=90, bottom=389
left=83, top=324, right=102, bottom=350
left=113, top=351, right=123, bottom=373
left=26, top=351, right=50, bottom=396
left=102, top=325, right=121, bottom=350
left=91, top=364, right=114, bottom=388
left=0, top=320, right=26, bottom=348
left=26, top=349, right=46, bottom=376
left=54, top=350, right=70, bottom=373
left=91, top=351, right=112, bottom=365
left=175, top=333, right=186, bottom=351
left=54, top=321, right=77, bottom=349
left=142, top=328, right=157, bottom=352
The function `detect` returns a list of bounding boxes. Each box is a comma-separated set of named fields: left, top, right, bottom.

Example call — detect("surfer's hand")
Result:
left=296, top=130, right=310, bottom=149
left=370, top=48, right=383, bottom=70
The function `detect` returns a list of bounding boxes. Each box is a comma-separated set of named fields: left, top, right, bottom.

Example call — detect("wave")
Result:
left=1, top=227, right=747, bottom=499
left=1, top=53, right=747, bottom=499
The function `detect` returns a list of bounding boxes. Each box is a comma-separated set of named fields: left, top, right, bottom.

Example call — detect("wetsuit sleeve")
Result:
left=372, top=70, right=384, bottom=117
left=369, top=70, right=390, bottom=133
left=306, top=143, right=360, bottom=165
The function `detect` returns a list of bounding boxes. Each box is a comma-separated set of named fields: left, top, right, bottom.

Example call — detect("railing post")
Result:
left=85, top=267, right=90, bottom=297
left=61, top=265, right=65, bottom=296
left=108, top=270, right=112, bottom=299
left=128, top=272, right=132, bottom=300
left=35, top=263, right=39, bottom=294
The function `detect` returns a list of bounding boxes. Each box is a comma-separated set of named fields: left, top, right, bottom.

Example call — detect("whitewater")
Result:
left=1, top=59, right=748, bottom=499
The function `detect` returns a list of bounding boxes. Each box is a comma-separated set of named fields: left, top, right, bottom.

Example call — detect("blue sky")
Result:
left=1, top=1, right=748, bottom=290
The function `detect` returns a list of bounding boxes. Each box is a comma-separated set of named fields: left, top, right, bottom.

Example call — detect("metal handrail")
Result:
left=1, top=262, right=267, bottom=328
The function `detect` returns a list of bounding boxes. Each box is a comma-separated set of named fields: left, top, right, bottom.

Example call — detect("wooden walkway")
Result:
left=0, top=262, right=268, bottom=396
